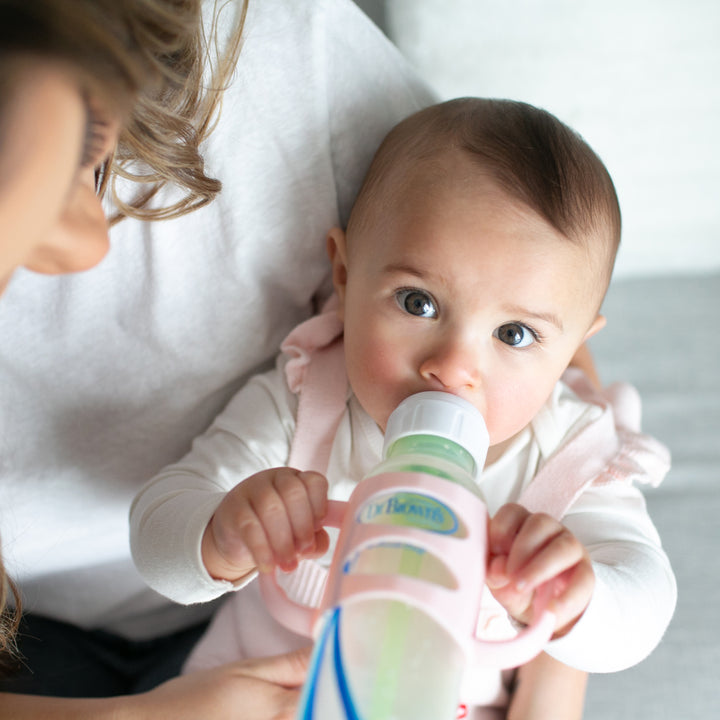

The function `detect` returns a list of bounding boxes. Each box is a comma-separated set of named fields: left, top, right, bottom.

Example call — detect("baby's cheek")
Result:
left=484, top=381, right=552, bottom=445
left=345, top=334, right=405, bottom=427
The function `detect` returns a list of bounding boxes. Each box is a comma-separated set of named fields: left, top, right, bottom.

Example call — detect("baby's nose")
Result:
left=419, top=337, right=481, bottom=392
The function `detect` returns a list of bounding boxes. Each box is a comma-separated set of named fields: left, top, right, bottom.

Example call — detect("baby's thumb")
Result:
left=485, top=554, right=510, bottom=589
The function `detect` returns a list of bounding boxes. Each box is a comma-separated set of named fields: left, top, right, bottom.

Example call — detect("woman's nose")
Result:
left=24, top=171, right=110, bottom=276
left=419, top=335, right=482, bottom=391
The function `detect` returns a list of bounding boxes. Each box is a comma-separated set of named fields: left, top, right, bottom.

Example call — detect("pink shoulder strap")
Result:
left=519, top=368, right=670, bottom=520
left=280, top=296, right=347, bottom=474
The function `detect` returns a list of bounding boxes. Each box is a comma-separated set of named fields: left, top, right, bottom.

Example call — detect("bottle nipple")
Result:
left=383, top=392, right=489, bottom=477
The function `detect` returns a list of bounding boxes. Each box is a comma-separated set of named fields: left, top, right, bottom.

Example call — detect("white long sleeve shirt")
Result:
left=0, top=0, right=434, bottom=640
left=132, top=361, right=677, bottom=677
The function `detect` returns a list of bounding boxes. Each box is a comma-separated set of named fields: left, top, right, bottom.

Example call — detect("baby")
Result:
left=131, top=98, right=676, bottom=716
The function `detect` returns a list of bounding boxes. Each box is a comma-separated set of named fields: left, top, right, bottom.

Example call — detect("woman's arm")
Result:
left=0, top=649, right=309, bottom=720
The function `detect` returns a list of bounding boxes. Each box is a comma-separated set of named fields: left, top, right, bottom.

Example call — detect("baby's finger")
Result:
left=486, top=554, right=510, bottom=589
left=488, top=503, right=530, bottom=557
left=246, top=474, right=296, bottom=571
left=274, top=469, right=322, bottom=557
left=486, top=574, right=535, bottom=622
left=298, top=471, right=329, bottom=529
left=511, top=524, right=586, bottom=592
left=504, top=512, right=564, bottom=579
left=296, top=528, right=331, bottom=565
left=228, top=498, right=275, bottom=574
left=547, top=560, right=595, bottom=637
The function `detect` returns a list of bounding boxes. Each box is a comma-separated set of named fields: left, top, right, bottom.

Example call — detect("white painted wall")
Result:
left=366, top=0, right=720, bottom=278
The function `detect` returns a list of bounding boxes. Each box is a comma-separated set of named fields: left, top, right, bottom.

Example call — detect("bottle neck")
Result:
left=384, top=434, right=477, bottom=477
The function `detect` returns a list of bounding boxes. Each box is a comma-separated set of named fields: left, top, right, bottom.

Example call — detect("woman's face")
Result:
left=0, top=60, right=120, bottom=293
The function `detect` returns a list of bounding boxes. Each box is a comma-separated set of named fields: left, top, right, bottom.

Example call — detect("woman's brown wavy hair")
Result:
left=0, top=0, right=246, bottom=223
left=0, top=556, right=20, bottom=665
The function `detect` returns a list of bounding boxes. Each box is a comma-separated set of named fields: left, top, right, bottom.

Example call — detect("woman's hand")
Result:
left=0, top=647, right=311, bottom=720
left=124, top=648, right=311, bottom=720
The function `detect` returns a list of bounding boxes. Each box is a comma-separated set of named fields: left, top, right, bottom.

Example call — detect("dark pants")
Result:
left=0, top=614, right=209, bottom=697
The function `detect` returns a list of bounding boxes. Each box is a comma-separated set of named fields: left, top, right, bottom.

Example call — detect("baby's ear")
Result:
left=326, top=227, right=348, bottom=319
left=583, top=314, right=606, bottom=342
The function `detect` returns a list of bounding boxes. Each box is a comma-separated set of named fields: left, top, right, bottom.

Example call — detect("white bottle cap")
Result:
left=383, top=391, right=489, bottom=473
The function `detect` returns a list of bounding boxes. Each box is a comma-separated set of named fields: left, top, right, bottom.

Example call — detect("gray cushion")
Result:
left=584, top=273, right=720, bottom=718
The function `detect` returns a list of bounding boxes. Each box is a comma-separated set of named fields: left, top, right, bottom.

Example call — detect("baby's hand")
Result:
left=486, top=503, right=595, bottom=638
left=201, top=468, right=329, bottom=582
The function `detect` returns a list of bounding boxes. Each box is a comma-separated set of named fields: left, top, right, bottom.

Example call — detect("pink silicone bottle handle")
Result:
left=259, top=499, right=347, bottom=637
left=469, top=583, right=556, bottom=670
left=261, top=488, right=556, bottom=670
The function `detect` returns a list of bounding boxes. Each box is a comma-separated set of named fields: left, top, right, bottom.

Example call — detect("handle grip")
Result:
left=469, top=583, right=556, bottom=670
left=259, top=499, right=347, bottom=637
left=260, top=486, right=556, bottom=670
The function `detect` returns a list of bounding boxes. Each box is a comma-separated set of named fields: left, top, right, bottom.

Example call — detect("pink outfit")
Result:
left=181, top=302, right=675, bottom=715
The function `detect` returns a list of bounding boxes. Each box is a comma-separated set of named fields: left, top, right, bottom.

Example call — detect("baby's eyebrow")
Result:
left=381, top=262, right=427, bottom=279
left=503, top=304, right=564, bottom=332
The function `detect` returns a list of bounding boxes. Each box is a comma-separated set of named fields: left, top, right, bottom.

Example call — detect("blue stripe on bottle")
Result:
left=299, top=609, right=334, bottom=720
left=300, top=607, right=362, bottom=719
left=332, top=607, right=361, bottom=720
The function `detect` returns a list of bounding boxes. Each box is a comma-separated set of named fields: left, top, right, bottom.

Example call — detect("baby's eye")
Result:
left=395, top=289, right=437, bottom=318
left=494, top=323, right=537, bottom=348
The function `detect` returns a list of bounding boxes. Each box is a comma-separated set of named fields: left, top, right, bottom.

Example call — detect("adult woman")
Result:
left=0, top=19, right=314, bottom=720
left=0, top=0, right=434, bottom=708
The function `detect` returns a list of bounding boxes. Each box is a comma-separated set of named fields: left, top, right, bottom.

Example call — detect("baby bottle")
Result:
left=261, top=391, right=555, bottom=720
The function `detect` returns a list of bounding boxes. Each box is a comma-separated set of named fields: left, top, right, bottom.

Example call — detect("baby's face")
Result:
left=331, top=155, right=605, bottom=456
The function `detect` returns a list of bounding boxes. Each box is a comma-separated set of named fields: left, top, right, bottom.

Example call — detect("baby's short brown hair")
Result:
left=349, top=98, right=621, bottom=295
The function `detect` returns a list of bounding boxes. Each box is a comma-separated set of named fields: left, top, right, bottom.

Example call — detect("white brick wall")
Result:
left=356, top=0, right=720, bottom=278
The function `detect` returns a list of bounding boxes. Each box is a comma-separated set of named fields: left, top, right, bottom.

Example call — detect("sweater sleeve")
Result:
left=545, top=481, right=677, bottom=672
left=323, top=0, right=437, bottom=228
left=129, top=366, right=296, bottom=605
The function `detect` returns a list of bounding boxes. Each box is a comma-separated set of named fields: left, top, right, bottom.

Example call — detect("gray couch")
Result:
left=583, top=273, right=719, bottom=718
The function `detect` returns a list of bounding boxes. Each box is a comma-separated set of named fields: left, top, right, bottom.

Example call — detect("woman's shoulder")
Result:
left=235, top=0, right=434, bottom=123
left=217, top=0, right=435, bottom=222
